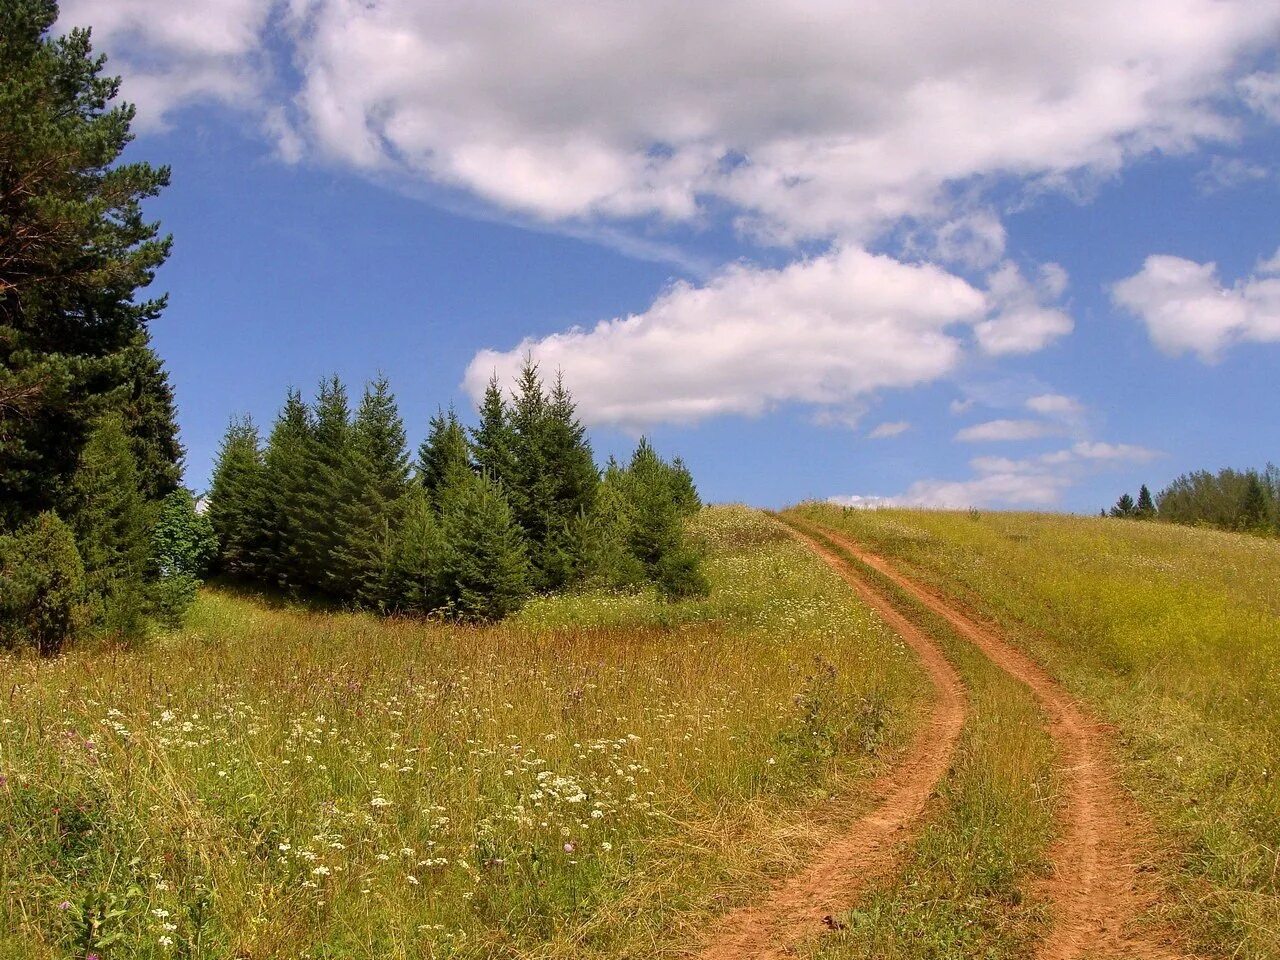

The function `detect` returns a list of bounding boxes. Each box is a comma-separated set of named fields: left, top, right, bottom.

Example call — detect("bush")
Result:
left=147, top=489, right=216, bottom=628
left=0, top=513, right=89, bottom=655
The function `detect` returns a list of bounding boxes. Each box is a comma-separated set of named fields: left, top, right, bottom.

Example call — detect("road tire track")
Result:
left=793, top=517, right=1192, bottom=960
left=694, top=521, right=968, bottom=960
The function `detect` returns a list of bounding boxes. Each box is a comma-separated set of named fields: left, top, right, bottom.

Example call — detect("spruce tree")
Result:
left=296, top=376, right=352, bottom=596
left=1239, top=472, right=1268, bottom=531
left=0, top=2, right=179, bottom=530
left=334, top=377, right=412, bottom=603
left=575, top=471, right=646, bottom=589
left=470, top=374, right=517, bottom=491
left=256, top=390, right=313, bottom=590
left=619, top=438, right=708, bottom=598
left=507, top=358, right=550, bottom=548
left=669, top=456, right=702, bottom=516
left=418, top=407, right=472, bottom=503
left=1110, top=493, right=1136, bottom=518
left=68, top=415, right=155, bottom=637
left=1135, top=484, right=1155, bottom=519
left=207, top=416, right=264, bottom=576
left=378, top=486, right=448, bottom=613
left=440, top=471, right=531, bottom=621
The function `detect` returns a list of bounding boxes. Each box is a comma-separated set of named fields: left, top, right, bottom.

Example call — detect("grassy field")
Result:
left=789, top=504, right=1280, bottom=958
left=0, top=507, right=930, bottom=960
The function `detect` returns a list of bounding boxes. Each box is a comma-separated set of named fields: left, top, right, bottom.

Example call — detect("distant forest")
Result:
left=208, top=362, right=706, bottom=621
left=1108, top=465, right=1280, bottom=536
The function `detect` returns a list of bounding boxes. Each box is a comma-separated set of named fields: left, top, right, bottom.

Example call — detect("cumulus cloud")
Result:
left=955, top=418, right=1058, bottom=442
left=868, top=421, right=911, bottom=439
left=465, top=247, right=987, bottom=427
left=58, top=0, right=272, bottom=126
left=1025, top=393, right=1084, bottom=419
left=973, top=262, right=1073, bottom=355
left=282, top=0, right=1278, bottom=243
left=1112, top=249, right=1280, bottom=360
left=69, top=1, right=1280, bottom=238
left=830, top=440, right=1159, bottom=509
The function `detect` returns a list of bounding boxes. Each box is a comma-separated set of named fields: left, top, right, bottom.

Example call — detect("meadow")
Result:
left=789, top=504, right=1280, bottom=958
left=0, top=507, right=929, bottom=959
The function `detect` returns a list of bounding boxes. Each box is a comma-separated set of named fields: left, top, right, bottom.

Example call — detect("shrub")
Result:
left=0, top=512, right=89, bottom=654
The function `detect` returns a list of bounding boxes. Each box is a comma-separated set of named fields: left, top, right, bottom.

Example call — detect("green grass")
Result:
left=0, top=506, right=929, bottom=960
left=791, top=525, right=1056, bottom=960
left=790, top=504, right=1280, bottom=958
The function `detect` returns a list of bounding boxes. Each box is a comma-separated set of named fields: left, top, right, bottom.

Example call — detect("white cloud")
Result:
left=830, top=439, right=1159, bottom=509
left=58, top=0, right=272, bottom=126
left=1112, top=249, right=1280, bottom=360
left=973, top=262, right=1073, bottom=355
left=284, top=1, right=1276, bottom=243
left=1025, top=393, right=1084, bottom=419
left=465, top=247, right=986, bottom=428
left=69, top=1, right=1275, bottom=238
left=868, top=421, right=911, bottom=439
left=955, top=418, right=1057, bottom=442
left=1240, top=71, right=1280, bottom=121
left=1196, top=155, right=1271, bottom=193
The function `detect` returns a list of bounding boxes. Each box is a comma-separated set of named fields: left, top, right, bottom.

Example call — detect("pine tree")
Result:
left=256, top=390, right=313, bottom=590
left=0, top=3, right=178, bottom=530
left=1239, top=472, right=1268, bottom=531
left=1135, top=484, right=1155, bottom=519
left=574, top=470, right=645, bottom=589
left=1110, top=493, right=1136, bottom=518
left=334, top=377, right=412, bottom=603
left=537, top=372, right=600, bottom=587
left=68, top=415, right=155, bottom=638
left=440, top=471, right=531, bottom=621
left=378, top=486, right=448, bottom=613
left=207, top=416, right=264, bottom=576
left=418, top=407, right=472, bottom=503
left=618, top=438, right=708, bottom=597
left=296, top=376, right=352, bottom=596
left=0, top=511, right=88, bottom=654
left=507, top=358, right=550, bottom=548
left=470, top=374, right=517, bottom=491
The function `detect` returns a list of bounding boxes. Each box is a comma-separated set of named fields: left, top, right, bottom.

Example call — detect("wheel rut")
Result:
left=694, top=522, right=968, bottom=960
left=791, top=517, right=1193, bottom=960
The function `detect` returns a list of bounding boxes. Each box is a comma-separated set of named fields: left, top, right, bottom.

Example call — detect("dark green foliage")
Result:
left=0, top=511, right=88, bottom=654
left=207, top=417, right=264, bottom=575
left=1109, top=493, right=1136, bottom=518
left=68, top=416, right=154, bottom=639
left=470, top=374, right=517, bottom=491
left=440, top=471, right=531, bottom=621
left=212, top=372, right=703, bottom=621
left=1155, top=466, right=1279, bottom=534
left=613, top=438, right=708, bottom=598
left=377, top=487, right=448, bottom=613
left=255, top=390, right=313, bottom=589
left=334, top=377, right=412, bottom=603
left=418, top=407, right=472, bottom=503
left=500, top=361, right=600, bottom=588
left=1135, top=484, right=1155, bottom=519
left=0, top=1, right=179, bottom=530
left=1239, top=473, right=1269, bottom=531
left=147, top=489, right=215, bottom=627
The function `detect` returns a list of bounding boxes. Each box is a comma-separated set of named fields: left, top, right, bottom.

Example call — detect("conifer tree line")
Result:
left=207, top=362, right=706, bottom=621
left=1, top=2, right=211, bottom=654
left=1106, top=464, right=1280, bottom=535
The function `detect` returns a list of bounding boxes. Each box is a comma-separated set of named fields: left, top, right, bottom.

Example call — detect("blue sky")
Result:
left=64, top=1, right=1280, bottom=511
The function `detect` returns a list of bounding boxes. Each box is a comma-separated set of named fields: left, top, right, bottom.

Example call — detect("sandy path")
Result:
left=794, top=518, right=1192, bottom=960
left=694, top=524, right=968, bottom=960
